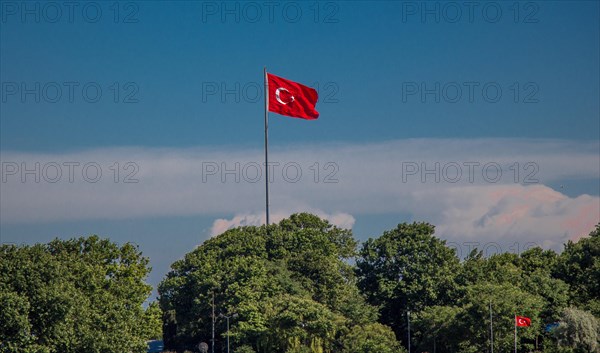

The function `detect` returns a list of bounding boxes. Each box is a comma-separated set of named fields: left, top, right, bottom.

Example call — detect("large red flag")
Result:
left=267, top=73, right=319, bottom=120
left=516, top=316, right=531, bottom=327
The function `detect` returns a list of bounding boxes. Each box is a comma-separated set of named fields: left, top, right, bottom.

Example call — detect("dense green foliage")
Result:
left=356, top=222, right=460, bottom=342
left=1, top=217, right=598, bottom=353
left=356, top=222, right=600, bottom=353
left=144, top=302, right=165, bottom=341
left=158, top=213, right=405, bottom=353
left=0, top=236, right=154, bottom=353
left=161, top=216, right=599, bottom=353
left=555, top=224, right=600, bottom=317
left=552, top=307, right=599, bottom=352
left=339, top=323, right=404, bottom=353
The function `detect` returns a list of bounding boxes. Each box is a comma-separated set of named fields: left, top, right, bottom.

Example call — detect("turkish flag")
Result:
left=516, top=316, right=531, bottom=327
left=267, top=73, right=319, bottom=120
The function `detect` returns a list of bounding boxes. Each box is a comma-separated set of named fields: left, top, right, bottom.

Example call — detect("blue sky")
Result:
left=1, top=1, right=599, bottom=297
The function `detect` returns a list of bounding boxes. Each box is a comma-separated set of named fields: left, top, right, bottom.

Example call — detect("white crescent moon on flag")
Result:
left=275, top=87, right=295, bottom=105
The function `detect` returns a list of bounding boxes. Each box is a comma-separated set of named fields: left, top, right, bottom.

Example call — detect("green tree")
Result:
left=413, top=283, right=543, bottom=353
left=416, top=246, right=569, bottom=352
left=356, top=222, right=460, bottom=347
left=0, top=236, right=153, bottom=353
left=257, top=294, right=344, bottom=353
left=159, top=213, right=397, bottom=353
left=413, top=305, right=463, bottom=353
left=455, top=249, right=486, bottom=288
left=459, top=283, right=544, bottom=353
left=340, top=323, right=406, bottom=353
left=0, top=291, right=34, bottom=353
left=235, top=345, right=257, bottom=353
left=520, top=247, right=569, bottom=322
left=555, top=224, right=600, bottom=316
left=552, top=307, right=600, bottom=352
left=143, top=301, right=164, bottom=341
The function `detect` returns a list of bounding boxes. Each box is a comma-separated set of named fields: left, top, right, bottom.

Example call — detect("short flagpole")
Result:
left=263, top=67, right=270, bottom=233
left=407, top=311, right=411, bottom=353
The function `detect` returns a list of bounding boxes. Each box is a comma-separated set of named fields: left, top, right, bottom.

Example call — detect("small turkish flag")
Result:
left=267, top=73, right=319, bottom=120
left=516, top=316, right=531, bottom=327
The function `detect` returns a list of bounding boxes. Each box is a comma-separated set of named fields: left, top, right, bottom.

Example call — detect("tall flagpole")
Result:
left=490, top=301, right=493, bottom=353
left=263, top=67, right=270, bottom=232
left=514, top=314, right=517, bottom=353
left=211, top=291, right=215, bottom=353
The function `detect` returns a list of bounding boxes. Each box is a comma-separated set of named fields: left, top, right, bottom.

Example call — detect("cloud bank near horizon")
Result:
left=1, top=138, right=598, bottom=249
left=210, top=209, right=356, bottom=237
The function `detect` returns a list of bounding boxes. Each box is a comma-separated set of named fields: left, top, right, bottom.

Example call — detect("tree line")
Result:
left=1, top=214, right=598, bottom=352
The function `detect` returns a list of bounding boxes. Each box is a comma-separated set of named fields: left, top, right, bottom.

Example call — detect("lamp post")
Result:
left=219, top=313, right=238, bottom=353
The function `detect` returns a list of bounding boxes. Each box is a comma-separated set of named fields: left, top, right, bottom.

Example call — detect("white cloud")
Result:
left=210, top=209, right=355, bottom=236
left=1, top=139, right=598, bottom=250
left=404, top=184, right=598, bottom=250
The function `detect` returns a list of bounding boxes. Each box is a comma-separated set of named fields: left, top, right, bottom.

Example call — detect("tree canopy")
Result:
left=356, top=222, right=460, bottom=343
left=158, top=213, right=404, bottom=353
left=2, top=217, right=598, bottom=353
left=0, top=236, right=154, bottom=353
